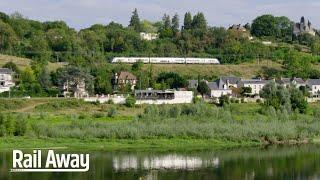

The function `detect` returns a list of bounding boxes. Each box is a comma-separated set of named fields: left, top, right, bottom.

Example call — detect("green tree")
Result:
left=2, top=61, right=19, bottom=73
left=157, top=72, right=187, bottom=89
left=0, top=20, right=18, bottom=51
left=192, top=12, right=207, bottom=30
left=183, top=12, right=192, bottom=30
left=260, top=82, right=291, bottom=112
left=283, top=51, right=312, bottom=78
left=311, top=40, right=320, bottom=55
left=219, top=95, right=230, bottom=106
left=172, top=14, right=179, bottom=33
left=129, top=8, right=141, bottom=32
left=132, top=60, right=144, bottom=71
left=20, top=66, right=36, bottom=84
left=240, top=87, right=252, bottom=97
left=251, top=15, right=278, bottom=37
left=290, top=87, right=308, bottom=113
left=197, top=81, right=210, bottom=97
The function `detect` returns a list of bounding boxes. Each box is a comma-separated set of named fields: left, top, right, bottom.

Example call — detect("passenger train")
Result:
left=111, top=57, right=220, bottom=64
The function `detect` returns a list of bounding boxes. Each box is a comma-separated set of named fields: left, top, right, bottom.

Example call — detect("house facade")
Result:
left=207, top=78, right=232, bottom=98
left=307, top=79, right=320, bottom=98
left=0, top=68, right=15, bottom=93
left=240, top=78, right=270, bottom=96
left=112, top=71, right=137, bottom=91
left=278, top=77, right=306, bottom=88
left=63, top=79, right=88, bottom=98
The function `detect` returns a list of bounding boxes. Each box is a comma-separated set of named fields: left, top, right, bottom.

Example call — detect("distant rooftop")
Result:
left=0, top=68, right=13, bottom=74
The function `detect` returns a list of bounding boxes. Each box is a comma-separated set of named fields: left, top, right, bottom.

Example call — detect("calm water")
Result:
left=1, top=145, right=320, bottom=180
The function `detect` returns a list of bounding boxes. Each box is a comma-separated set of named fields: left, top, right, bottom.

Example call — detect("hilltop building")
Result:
left=140, top=32, right=159, bottom=41
left=0, top=68, right=15, bottom=93
left=293, top=16, right=316, bottom=36
left=228, top=24, right=247, bottom=32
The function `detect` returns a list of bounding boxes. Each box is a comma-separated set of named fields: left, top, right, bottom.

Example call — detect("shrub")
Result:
left=93, top=112, right=104, bottom=118
left=125, top=96, right=136, bottom=107
left=219, top=95, right=230, bottom=106
left=107, top=99, right=114, bottom=104
left=14, top=117, right=27, bottom=136
left=107, top=107, right=117, bottom=117
left=169, top=106, right=181, bottom=118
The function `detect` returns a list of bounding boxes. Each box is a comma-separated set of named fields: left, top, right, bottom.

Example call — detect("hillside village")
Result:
left=1, top=63, right=320, bottom=105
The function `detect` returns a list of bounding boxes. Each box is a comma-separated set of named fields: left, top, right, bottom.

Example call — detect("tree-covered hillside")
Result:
left=0, top=10, right=319, bottom=66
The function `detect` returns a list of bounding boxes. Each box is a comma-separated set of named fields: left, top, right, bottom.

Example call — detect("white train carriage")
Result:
left=111, top=57, right=220, bottom=64
left=149, top=57, right=185, bottom=64
left=186, top=58, right=220, bottom=64
left=203, top=58, right=220, bottom=64
left=112, top=57, right=149, bottom=63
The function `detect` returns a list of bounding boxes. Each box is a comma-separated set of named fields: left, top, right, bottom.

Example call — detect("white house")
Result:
left=240, top=78, right=270, bottom=96
left=140, top=32, right=159, bottom=41
left=307, top=79, right=320, bottom=98
left=0, top=68, right=15, bottom=93
left=278, top=77, right=306, bottom=88
left=207, top=79, right=232, bottom=98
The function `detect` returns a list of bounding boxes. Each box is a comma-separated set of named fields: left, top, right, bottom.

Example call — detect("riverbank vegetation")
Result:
left=0, top=98, right=320, bottom=149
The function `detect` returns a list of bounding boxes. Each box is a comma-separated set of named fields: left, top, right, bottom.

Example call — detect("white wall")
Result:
left=310, top=85, right=320, bottom=96
left=84, top=95, right=126, bottom=104
left=84, top=91, right=194, bottom=105
left=210, top=89, right=232, bottom=98
left=136, top=91, right=193, bottom=105
left=243, top=83, right=265, bottom=95
left=0, top=73, right=14, bottom=93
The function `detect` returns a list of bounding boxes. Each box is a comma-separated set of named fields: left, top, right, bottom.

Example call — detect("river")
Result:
left=1, top=145, right=320, bottom=179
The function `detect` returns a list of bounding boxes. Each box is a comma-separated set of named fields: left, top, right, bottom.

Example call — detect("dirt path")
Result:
left=14, top=101, right=48, bottom=113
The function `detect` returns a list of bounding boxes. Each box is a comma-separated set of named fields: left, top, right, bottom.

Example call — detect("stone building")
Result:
left=63, top=79, right=88, bottom=98
left=293, top=16, right=316, bottom=36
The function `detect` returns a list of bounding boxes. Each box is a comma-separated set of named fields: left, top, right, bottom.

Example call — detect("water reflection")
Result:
left=113, top=154, right=219, bottom=171
left=1, top=145, right=320, bottom=180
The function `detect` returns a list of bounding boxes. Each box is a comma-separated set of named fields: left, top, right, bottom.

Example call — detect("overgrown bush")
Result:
left=125, top=96, right=136, bottom=107
left=107, top=107, right=117, bottom=117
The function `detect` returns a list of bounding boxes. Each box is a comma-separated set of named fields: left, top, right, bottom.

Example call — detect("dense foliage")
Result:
left=0, top=10, right=318, bottom=65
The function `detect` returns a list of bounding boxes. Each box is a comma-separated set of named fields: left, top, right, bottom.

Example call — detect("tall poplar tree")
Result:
left=129, top=8, right=141, bottom=32
left=183, top=12, right=192, bottom=30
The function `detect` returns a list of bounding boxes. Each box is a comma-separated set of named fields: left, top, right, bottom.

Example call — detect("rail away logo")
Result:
left=10, top=150, right=89, bottom=172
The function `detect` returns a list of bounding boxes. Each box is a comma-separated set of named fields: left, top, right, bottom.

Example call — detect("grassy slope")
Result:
left=0, top=54, right=66, bottom=71
left=112, top=59, right=284, bottom=79
left=0, top=53, right=284, bottom=78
